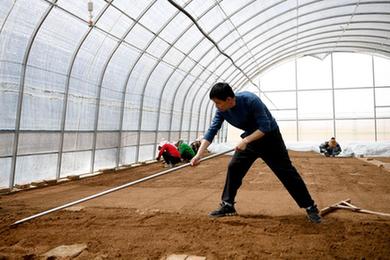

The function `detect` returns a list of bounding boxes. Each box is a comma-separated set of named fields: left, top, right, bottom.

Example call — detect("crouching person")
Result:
left=319, top=137, right=342, bottom=157
left=175, top=140, right=195, bottom=162
left=190, top=136, right=203, bottom=154
left=156, top=142, right=181, bottom=168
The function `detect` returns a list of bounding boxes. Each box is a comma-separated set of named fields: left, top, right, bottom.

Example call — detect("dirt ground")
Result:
left=371, top=157, right=390, bottom=163
left=0, top=151, right=389, bottom=259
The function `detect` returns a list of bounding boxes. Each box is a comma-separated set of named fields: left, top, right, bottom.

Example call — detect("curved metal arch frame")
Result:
left=3, top=0, right=390, bottom=188
left=42, top=0, right=221, bottom=169
left=169, top=0, right=289, bottom=132
left=39, top=0, right=180, bottom=176
left=236, top=0, right=389, bottom=45
left=180, top=52, right=247, bottom=141
left=231, top=22, right=390, bottom=80
left=212, top=0, right=343, bottom=77
left=115, top=1, right=219, bottom=162
left=59, top=0, right=382, bottom=158
left=120, top=5, right=226, bottom=162
left=168, top=54, right=219, bottom=142
left=134, top=0, right=196, bottom=161
left=202, top=44, right=384, bottom=142
left=221, top=0, right=389, bottom=60
left=193, top=3, right=390, bottom=107
left=149, top=20, right=221, bottom=154
left=236, top=49, right=390, bottom=96
left=232, top=39, right=390, bottom=91
left=162, top=0, right=243, bottom=143
left=90, top=1, right=159, bottom=172
left=227, top=17, right=390, bottom=74
left=165, top=0, right=283, bottom=143
left=96, top=2, right=219, bottom=164
left=222, top=13, right=389, bottom=88
left=212, top=25, right=386, bottom=112
left=100, top=0, right=215, bottom=166
left=33, top=0, right=194, bottom=172
left=46, top=0, right=167, bottom=176
left=231, top=33, right=390, bottom=90
left=108, top=0, right=157, bottom=164
left=147, top=1, right=237, bottom=149
left=10, top=0, right=58, bottom=189
left=226, top=17, right=390, bottom=87
left=242, top=44, right=390, bottom=89
left=0, top=0, right=17, bottom=35
left=176, top=65, right=220, bottom=142
left=150, top=0, right=265, bottom=147
left=171, top=59, right=235, bottom=143
left=149, top=0, right=263, bottom=147
left=175, top=0, right=285, bottom=142
left=115, top=1, right=228, bottom=162
left=57, top=1, right=113, bottom=180
left=15, top=0, right=180, bottom=179
left=149, top=1, right=283, bottom=143
left=193, top=64, right=250, bottom=142
left=193, top=69, right=251, bottom=143
left=92, top=0, right=208, bottom=170
left=73, top=0, right=170, bottom=170
left=173, top=1, right=390, bottom=140
left=185, top=61, right=224, bottom=141
left=237, top=51, right=386, bottom=143
left=215, top=0, right=260, bottom=73
left=175, top=55, right=236, bottom=141
left=151, top=45, right=219, bottom=152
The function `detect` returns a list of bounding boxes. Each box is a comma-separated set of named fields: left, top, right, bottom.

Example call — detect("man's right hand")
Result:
left=190, top=155, right=201, bottom=166
left=190, top=139, right=209, bottom=167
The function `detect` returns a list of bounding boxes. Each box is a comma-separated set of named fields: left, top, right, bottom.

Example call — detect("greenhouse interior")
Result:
left=0, top=0, right=390, bottom=259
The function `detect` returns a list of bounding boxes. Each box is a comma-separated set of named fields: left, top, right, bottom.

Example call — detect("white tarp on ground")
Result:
left=208, top=141, right=390, bottom=157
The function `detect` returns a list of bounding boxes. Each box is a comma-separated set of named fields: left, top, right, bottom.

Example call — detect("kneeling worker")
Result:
left=156, top=142, right=181, bottom=168
left=319, top=137, right=342, bottom=157
left=175, top=140, right=195, bottom=162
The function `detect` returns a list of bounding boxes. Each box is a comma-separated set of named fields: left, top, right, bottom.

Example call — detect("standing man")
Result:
left=190, top=82, right=321, bottom=223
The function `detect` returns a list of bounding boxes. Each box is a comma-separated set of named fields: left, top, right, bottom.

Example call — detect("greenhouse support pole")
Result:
left=330, top=53, right=336, bottom=138
left=11, top=148, right=234, bottom=226
left=10, top=1, right=58, bottom=189
left=371, top=55, right=378, bottom=141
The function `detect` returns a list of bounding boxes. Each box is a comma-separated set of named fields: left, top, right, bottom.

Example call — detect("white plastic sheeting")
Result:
left=209, top=141, right=390, bottom=157
left=1, top=0, right=390, bottom=188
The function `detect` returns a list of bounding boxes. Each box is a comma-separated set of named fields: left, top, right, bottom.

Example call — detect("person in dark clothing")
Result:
left=156, top=143, right=181, bottom=168
left=190, top=140, right=201, bottom=154
left=190, top=82, right=321, bottom=223
left=320, top=137, right=342, bottom=157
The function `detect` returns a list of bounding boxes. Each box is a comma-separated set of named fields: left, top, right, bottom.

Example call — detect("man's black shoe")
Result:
left=306, top=204, right=321, bottom=223
left=208, top=202, right=237, bottom=218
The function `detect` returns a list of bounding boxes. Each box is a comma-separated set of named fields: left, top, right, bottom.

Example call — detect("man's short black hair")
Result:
left=209, top=82, right=235, bottom=101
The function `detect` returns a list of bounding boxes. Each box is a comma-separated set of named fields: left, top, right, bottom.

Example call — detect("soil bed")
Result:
left=1, top=151, right=389, bottom=259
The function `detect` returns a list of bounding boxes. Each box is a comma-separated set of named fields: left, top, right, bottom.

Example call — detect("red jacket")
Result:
left=157, top=143, right=181, bottom=159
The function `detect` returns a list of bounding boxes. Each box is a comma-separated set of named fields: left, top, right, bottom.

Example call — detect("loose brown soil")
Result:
left=1, top=151, right=389, bottom=259
left=370, top=157, right=390, bottom=163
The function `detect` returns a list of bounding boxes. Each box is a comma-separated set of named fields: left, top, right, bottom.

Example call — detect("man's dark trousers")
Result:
left=222, top=128, right=314, bottom=208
